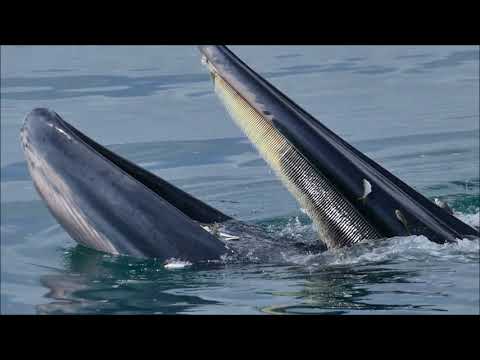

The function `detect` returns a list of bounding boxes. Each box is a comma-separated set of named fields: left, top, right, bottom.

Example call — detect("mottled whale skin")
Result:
left=20, top=108, right=230, bottom=261
left=198, top=45, right=479, bottom=247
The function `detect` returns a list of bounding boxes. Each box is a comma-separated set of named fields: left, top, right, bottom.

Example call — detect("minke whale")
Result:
left=198, top=45, right=479, bottom=248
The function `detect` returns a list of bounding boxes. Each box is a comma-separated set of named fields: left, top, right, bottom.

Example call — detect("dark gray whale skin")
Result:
left=19, top=48, right=478, bottom=261
left=20, top=108, right=230, bottom=261
left=199, top=45, right=479, bottom=244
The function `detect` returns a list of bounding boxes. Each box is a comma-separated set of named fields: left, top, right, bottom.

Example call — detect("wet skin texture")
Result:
left=19, top=47, right=478, bottom=261
left=20, top=108, right=323, bottom=261
left=199, top=45, right=479, bottom=245
left=21, top=108, right=229, bottom=261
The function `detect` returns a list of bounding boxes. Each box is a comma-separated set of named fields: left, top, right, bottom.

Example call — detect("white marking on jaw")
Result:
left=358, top=179, right=372, bottom=202
left=434, top=198, right=453, bottom=215
left=54, top=126, right=72, bottom=140
left=201, top=224, right=239, bottom=241
left=395, top=209, right=410, bottom=234
left=201, top=224, right=218, bottom=235
left=219, top=232, right=240, bottom=241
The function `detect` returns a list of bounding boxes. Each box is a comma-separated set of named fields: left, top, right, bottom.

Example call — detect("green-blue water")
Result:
left=1, top=45, right=479, bottom=314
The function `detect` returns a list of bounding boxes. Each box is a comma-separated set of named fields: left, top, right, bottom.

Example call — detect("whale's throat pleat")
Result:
left=212, top=74, right=381, bottom=248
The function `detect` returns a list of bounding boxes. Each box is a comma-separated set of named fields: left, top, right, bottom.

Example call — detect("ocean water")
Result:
left=1, top=45, right=479, bottom=315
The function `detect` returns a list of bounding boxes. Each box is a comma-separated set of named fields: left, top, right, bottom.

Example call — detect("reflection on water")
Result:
left=1, top=73, right=209, bottom=100
left=37, top=246, right=222, bottom=314
left=37, top=247, right=413, bottom=315
left=260, top=266, right=423, bottom=315
left=35, top=231, right=479, bottom=315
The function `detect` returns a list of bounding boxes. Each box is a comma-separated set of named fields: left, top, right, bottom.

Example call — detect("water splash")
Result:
left=282, top=234, right=479, bottom=268
left=267, top=208, right=479, bottom=269
left=164, top=259, right=192, bottom=270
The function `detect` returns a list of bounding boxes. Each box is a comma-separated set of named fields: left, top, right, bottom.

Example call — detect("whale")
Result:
left=19, top=47, right=478, bottom=261
left=198, top=45, right=479, bottom=248
left=20, top=108, right=232, bottom=261
left=20, top=108, right=309, bottom=262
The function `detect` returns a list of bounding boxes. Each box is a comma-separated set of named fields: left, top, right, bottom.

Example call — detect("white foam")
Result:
left=276, top=216, right=314, bottom=240
left=282, top=230, right=479, bottom=268
left=164, top=259, right=192, bottom=270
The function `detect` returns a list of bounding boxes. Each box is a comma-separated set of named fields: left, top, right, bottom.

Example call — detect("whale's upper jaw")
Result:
left=21, top=108, right=230, bottom=261
left=199, top=46, right=479, bottom=246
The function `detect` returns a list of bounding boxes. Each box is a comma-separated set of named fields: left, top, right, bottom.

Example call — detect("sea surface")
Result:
left=1, top=45, right=479, bottom=314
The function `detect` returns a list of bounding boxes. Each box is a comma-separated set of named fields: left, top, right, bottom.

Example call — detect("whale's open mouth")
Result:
left=198, top=45, right=479, bottom=246
left=211, top=68, right=381, bottom=248
left=18, top=47, right=478, bottom=261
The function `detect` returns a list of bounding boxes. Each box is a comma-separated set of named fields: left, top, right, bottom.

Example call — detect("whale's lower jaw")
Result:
left=21, top=108, right=230, bottom=261
left=213, top=74, right=381, bottom=248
